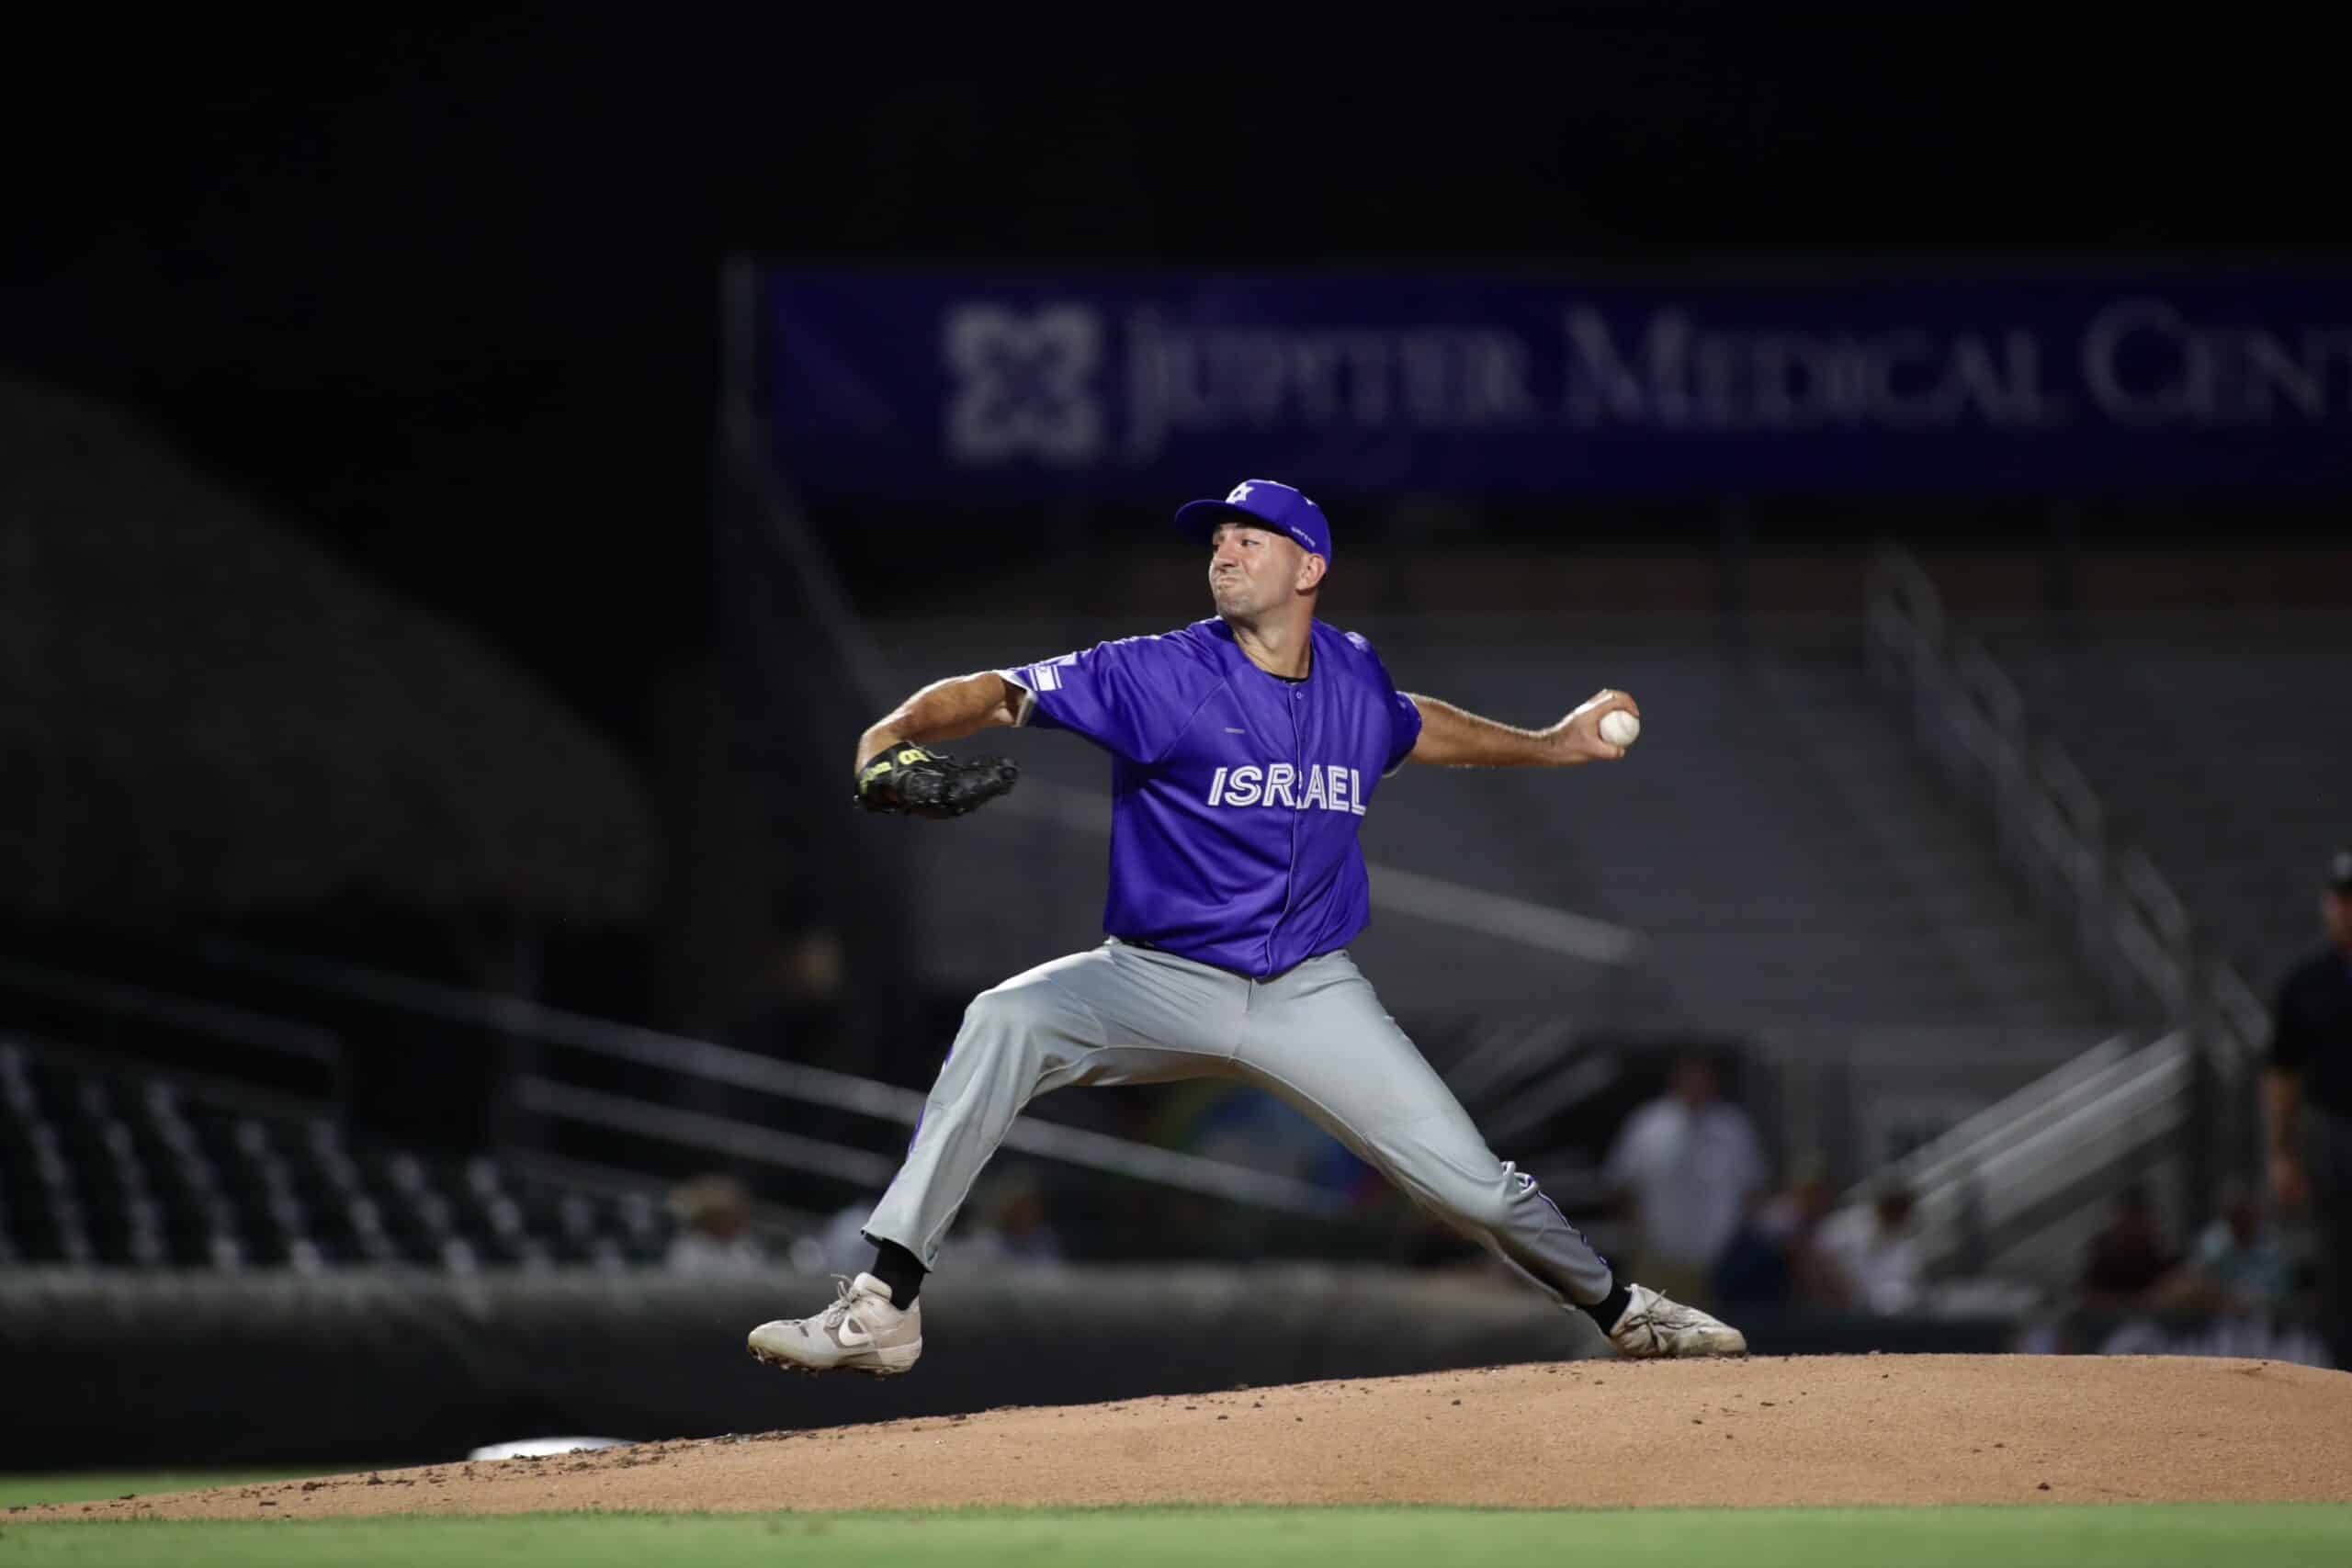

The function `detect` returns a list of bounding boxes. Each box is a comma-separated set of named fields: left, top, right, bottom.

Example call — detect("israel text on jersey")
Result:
left=1204, top=762, right=1368, bottom=815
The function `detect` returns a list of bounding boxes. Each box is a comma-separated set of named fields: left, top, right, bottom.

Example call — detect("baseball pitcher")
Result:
left=750, top=479, right=1746, bottom=1375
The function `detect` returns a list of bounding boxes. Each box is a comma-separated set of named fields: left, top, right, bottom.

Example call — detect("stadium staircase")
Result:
left=1966, top=608, right=2352, bottom=991
left=1852, top=547, right=2300, bottom=1296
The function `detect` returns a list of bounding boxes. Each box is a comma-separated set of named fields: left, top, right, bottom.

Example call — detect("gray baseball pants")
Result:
left=862, top=939, right=1617, bottom=1310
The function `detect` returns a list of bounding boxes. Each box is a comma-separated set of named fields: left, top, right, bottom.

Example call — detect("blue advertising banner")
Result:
left=757, top=270, right=2352, bottom=498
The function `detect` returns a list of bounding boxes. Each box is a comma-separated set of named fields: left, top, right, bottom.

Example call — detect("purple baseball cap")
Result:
left=1175, top=479, right=1333, bottom=562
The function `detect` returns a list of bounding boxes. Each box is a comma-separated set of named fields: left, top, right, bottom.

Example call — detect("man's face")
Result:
left=1671, top=1058, right=1717, bottom=1106
left=2324, top=889, right=2352, bottom=951
left=1208, top=519, right=1314, bottom=619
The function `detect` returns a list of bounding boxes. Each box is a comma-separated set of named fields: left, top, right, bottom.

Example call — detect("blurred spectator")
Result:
left=1816, top=1181, right=1926, bottom=1314
left=664, top=1174, right=769, bottom=1276
left=2078, top=1184, right=2176, bottom=1314
left=1603, top=1050, right=1768, bottom=1308
left=799, top=1199, right=881, bottom=1274
left=2262, top=847, right=2352, bottom=1368
left=2161, top=1179, right=2296, bottom=1317
left=2080, top=1179, right=2333, bottom=1368
left=1174, top=1083, right=1379, bottom=1205
left=944, top=1167, right=1067, bottom=1267
left=1712, top=1155, right=1845, bottom=1310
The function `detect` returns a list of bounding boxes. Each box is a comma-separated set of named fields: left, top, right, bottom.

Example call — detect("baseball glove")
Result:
left=853, top=740, right=1018, bottom=819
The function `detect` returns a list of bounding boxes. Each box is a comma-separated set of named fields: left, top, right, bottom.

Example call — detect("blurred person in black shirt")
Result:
left=2263, top=848, right=2352, bottom=1367
left=2080, top=1183, right=2177, bottom=1314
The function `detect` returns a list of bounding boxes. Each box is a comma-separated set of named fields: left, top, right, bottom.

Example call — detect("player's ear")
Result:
left=1296, top=552, right=1328, bottom=593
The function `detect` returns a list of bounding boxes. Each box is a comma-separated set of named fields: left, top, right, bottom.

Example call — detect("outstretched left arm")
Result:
left=1401, top=688, right=1639, bottom=767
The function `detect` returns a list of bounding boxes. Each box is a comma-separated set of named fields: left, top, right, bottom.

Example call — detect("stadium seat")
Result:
left=0, top=1037, right=684, bottom=1274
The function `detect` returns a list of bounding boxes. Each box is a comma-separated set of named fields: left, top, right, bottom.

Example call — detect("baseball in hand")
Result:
left=1599, top=709, right=1641, bottom=748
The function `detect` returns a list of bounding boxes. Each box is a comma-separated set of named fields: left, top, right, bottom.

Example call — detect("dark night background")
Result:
left=7, top=6, right=2344, bottom=1022
left=5, top=7, right=2352, bottom=1436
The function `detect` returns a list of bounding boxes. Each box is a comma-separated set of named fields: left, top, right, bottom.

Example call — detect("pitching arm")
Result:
left=1401, top=688, right=1639, bottom=767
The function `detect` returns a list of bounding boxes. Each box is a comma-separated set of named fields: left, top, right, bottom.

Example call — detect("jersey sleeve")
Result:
left=1000, top=635, right=1207, bottom=764
left=1368, top=649, right=1423, bottom=776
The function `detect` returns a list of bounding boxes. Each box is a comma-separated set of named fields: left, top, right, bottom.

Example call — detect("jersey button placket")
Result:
left=1267, top=676, right=1305, bottom=975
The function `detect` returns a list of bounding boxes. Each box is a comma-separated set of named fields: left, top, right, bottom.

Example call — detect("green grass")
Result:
left=4, top=1504, right=2350, bottom=1567
left=0, top=1472, right=342, bottom=1509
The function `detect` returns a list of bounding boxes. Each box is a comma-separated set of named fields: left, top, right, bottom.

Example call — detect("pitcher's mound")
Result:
left=43, top=1354, right=2352, bottom=1519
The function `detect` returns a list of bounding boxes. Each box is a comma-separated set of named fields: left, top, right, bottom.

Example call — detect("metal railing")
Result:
left=0, top=955, right=347, bottom=1100
left=1862, top=543, right=2265, bottom=1213
left=0, top=941, right=1354, bottom=1221
left=196, top=938, right=1351, bottom=1219
left=1864, top=545, right=2263, bottom=1080
left=1876, top=1031, right=2194, bottom=1285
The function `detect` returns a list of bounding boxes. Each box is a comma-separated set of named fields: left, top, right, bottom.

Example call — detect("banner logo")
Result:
left=769, top=273, right=2352, bottom=496
left=942, top=303, right=1105, bottom=464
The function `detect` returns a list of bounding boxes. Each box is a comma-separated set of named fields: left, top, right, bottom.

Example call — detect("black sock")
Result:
left=867, top=1237, right=926, bottom=1309
left=1578, top=1280, right=1632, bottom=1335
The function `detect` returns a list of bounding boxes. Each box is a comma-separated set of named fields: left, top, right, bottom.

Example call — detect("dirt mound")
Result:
left=28, top=1354, right=2352, bottom=1520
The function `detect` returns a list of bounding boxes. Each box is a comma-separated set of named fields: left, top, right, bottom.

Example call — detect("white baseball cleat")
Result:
left=1605, top=1282, right=1748, bottom=1359
left=747, top=1272, right=923, bottom=1377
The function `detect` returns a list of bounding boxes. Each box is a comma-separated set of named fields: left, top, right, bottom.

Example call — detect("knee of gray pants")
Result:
left=1406, top=1162, right=1520, bottom=1236
left=937, top=972, right=1080, bottom=1085
left=960, top=976, right=1063, bottom=1037
left=1457, top=1181, right=1525, bottom=1239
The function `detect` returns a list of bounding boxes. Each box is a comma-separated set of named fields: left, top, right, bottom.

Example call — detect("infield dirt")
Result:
left=27, top=1354, right=2352, bottom=1520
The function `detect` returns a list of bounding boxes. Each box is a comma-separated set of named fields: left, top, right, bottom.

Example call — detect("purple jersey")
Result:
left=1001, top=617, right=1422, bottom=978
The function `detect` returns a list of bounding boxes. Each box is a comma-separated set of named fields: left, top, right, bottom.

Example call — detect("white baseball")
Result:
left=1598, top=709, right=1641, bottom=748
